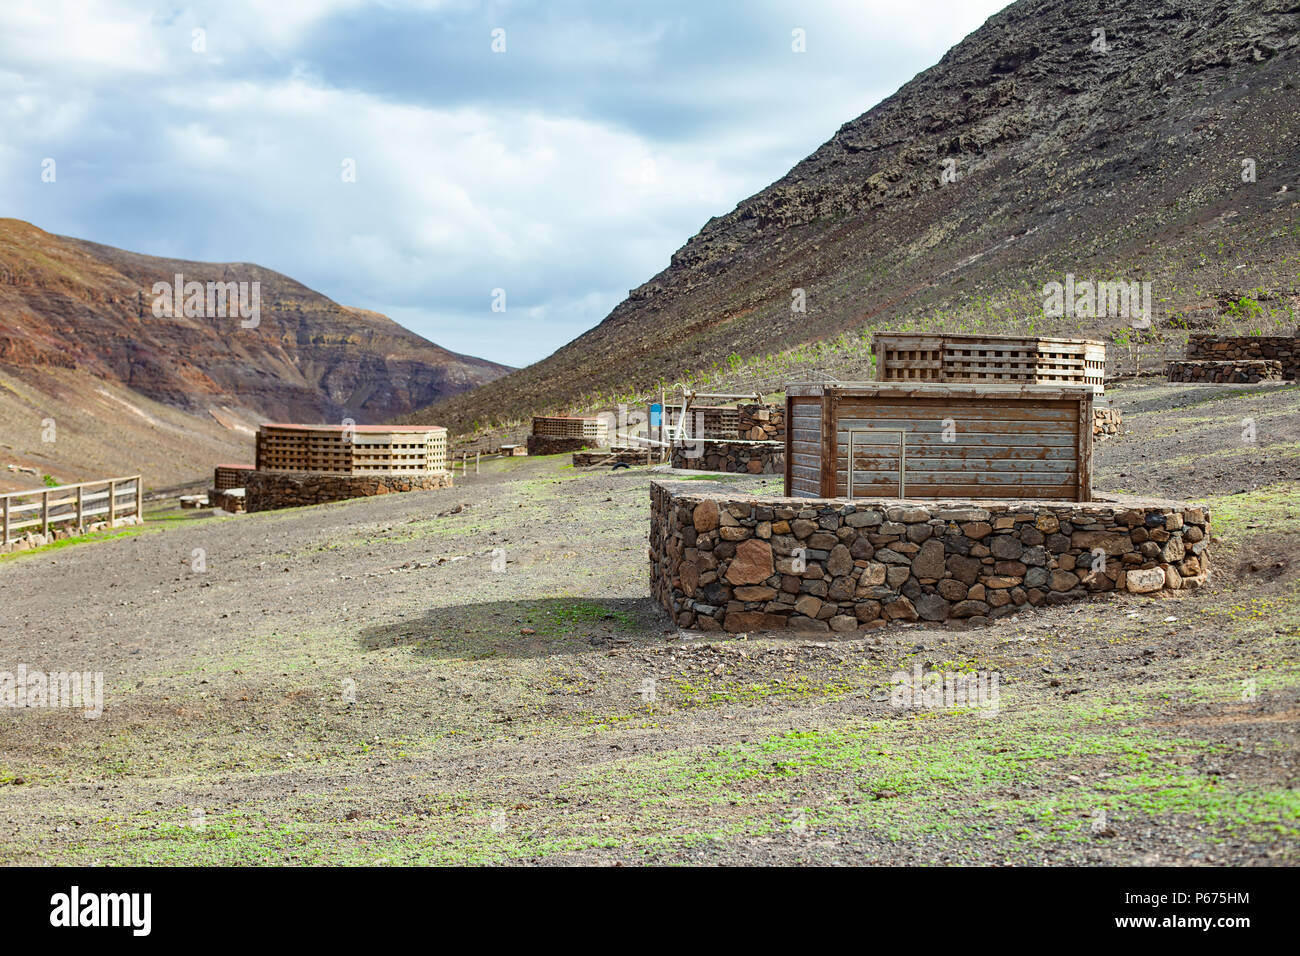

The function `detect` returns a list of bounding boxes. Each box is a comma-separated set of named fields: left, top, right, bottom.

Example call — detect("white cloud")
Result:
left=1, top=0, right=1010, bottom=366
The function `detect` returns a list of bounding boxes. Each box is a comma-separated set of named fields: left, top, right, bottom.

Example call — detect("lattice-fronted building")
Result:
left=527, top=416, right=609, bottom=455
left=255, top=424, right=449, bottom=476
left=873, top=333, right=1106, bottom=393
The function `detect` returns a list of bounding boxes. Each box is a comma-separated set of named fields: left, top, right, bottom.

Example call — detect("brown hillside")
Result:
left=420, top=0, right=1299, bottom=436
left=0, top=219, right=511, bottom=489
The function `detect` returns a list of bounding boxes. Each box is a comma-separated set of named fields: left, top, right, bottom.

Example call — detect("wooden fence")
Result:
left=1, top=475, right=142, bottom=546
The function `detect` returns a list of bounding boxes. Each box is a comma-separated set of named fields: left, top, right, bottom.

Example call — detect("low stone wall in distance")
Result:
left=572, top=448, right=657, bottom=467
left=1093, top=406, right=1123, bottom=441
left=1186, top=334, right=1297, bottom=379
left=671, top=440, right=784, bottom=475
left=736, top=403, right=786, bottom=442
left=245, top=470, right=452, bottom=512
left=208, top=488, right=247, bottom=513
left=1166, top=360, right=1283, bottom=384
left=650, top=480, right=1210, bottom=633
left=527, top=435, right=598, bottom=456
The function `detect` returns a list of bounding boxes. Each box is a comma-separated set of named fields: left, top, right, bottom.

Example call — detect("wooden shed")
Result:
left=785, top=383, right=1093, bottom=501
left=873, top=333, right=1106, bottom=393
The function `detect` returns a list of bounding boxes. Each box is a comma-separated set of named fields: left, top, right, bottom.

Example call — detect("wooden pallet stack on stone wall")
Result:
left=256, top=424, right=448, bottom=476
left=527, top=416, right=609, bottom=455
left=213, top=464, right=254, bottom=491
left=243, top=423, right=451, bottom=512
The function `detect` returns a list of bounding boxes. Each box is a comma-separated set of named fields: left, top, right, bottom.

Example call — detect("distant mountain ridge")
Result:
left=0, top=219, right=511, bottom=489
left=420, top=0, right=1299, bottom=435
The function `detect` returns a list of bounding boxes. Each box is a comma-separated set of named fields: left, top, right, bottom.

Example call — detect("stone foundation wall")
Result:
left=208, top=488, right=247, bottom=513
left=671, top=440, right=784, bottom=474
left=736, top=403, right=786, bottom=442
left=572, top=448, right=658, bottom=466
left=650, top=480, right=1209, bottom=633
left=1093, top=406, right=1123, bottom=441
left=1186, top=334, right=1298, bottom=379
left=1166, top=359, right=1283, bottom=384
left=245, top=470, right=452, bottom=512
left=527, top=435, right=598, bottom=456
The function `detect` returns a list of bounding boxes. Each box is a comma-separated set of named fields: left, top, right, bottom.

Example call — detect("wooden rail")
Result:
left=1, top=475, right=142, bottom=546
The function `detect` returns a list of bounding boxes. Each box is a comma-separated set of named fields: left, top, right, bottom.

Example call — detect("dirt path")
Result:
left=1, top=383, right=1296, bottom=865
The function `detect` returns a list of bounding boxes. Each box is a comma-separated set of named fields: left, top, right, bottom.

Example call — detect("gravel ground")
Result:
left=0, top=382, right=1296, bottom=865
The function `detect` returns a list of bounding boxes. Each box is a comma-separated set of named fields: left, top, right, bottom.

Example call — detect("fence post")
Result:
left=76, top=484, right=84, bottom=528
left=108, top=479, right=116, bottom=524
left=3, top=496, right=8, bottom=546
left=135, top=476, right=142, bottom=519
left=475, top=452, right=480, bottom=474
left=41, top=490, right=49, bottom=536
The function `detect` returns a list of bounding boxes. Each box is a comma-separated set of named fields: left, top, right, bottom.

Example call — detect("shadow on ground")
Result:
left=356, top=596, right=669, bottom=660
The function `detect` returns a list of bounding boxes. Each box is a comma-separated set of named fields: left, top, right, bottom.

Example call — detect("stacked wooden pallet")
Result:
left=530, top=416, right=609, bottom=442
left=255, top=424, right=448, bottom=476
left=874, top=333, right=1105, bottom=393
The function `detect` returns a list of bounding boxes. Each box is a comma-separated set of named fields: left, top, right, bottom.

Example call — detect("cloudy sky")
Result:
left=2, top=0, right=1008, bottom=367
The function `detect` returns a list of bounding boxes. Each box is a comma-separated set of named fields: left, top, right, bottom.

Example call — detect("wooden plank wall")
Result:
left=786, top=398, right=823, bottom=496
left=831, top=396, right=1085, bottom=500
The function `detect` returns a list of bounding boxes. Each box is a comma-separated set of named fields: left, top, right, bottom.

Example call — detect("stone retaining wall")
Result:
left=650, top=480, right=1209, bottom=633
left=1166, top=360, right=1283, bottom=384
left=1186, top=334, right=1297, bottom=379
left=572, top=448, right=657, bottom=466
left=527, top=435, right=598, bottom=456
left=245, top=470, right=452, bottom=512
left=208, top=488, right=247, bottom=513
left=1093, top=406, right=1123, bottom=440
left=671, top=440, right=784, bottom=474
left=736, top=403, right=786, bottom=442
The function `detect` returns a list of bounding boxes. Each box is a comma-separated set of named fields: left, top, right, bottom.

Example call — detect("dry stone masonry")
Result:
left=1093, top=406, right=1123, bottom=440
left=245, top=470, right=452, bottom=512
left=528, top=416, right=608, bottom=455
left=671, top=440, right=784, bottom=474
left=1165, top=359, right=1284, bottom=384
left=736, top=403, right=786, bottom=442
left=528, top=435, right=601, bottom=456
left=572, top=448, right=655, bottom=467
left=1185, top=334, right=1298, bottom=380
left=209, top=488, right=247, bottom=513
left=651, top=480, right=1209, bottom=633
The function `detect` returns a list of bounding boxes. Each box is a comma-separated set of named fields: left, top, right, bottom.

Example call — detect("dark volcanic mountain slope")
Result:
left=426, top=0, right=1299, bottom=433
left=0, top=219, right=511, bottom=424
